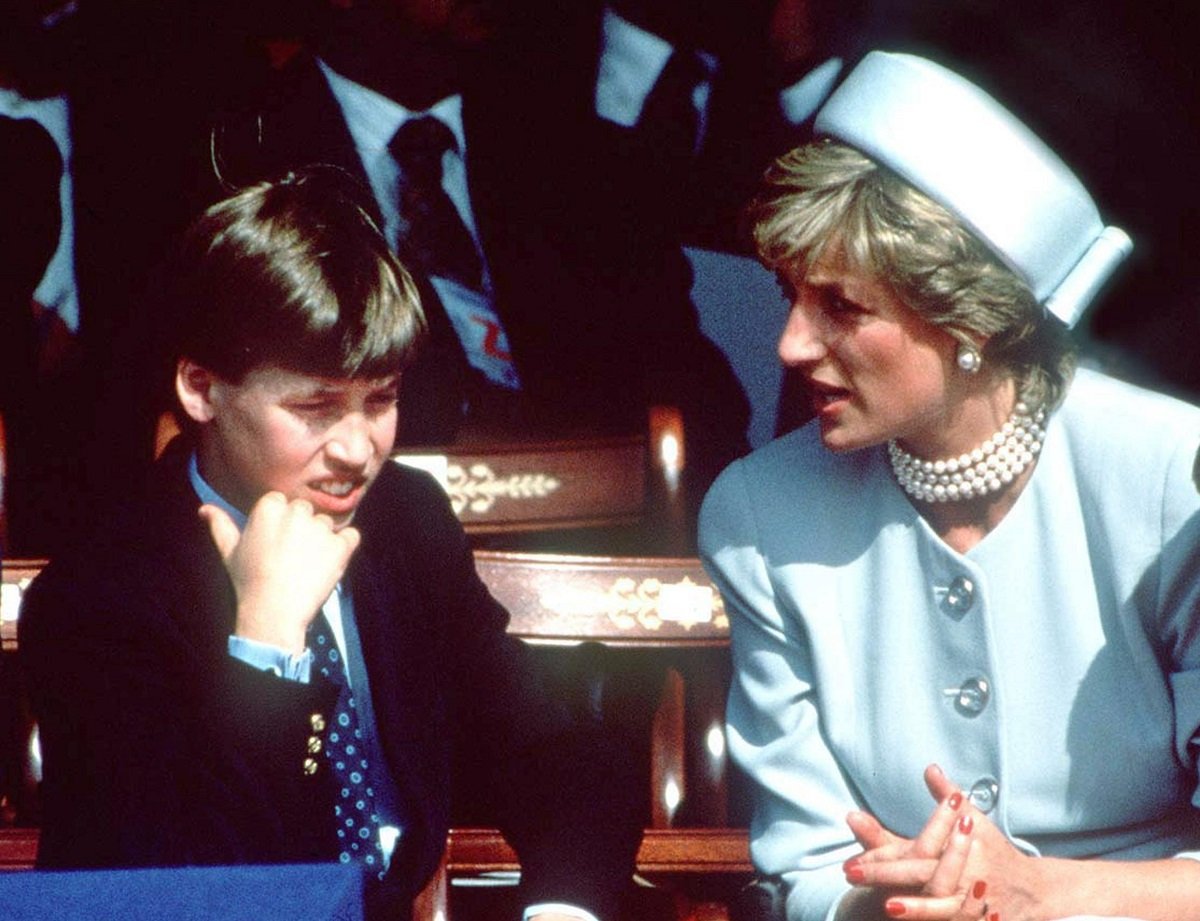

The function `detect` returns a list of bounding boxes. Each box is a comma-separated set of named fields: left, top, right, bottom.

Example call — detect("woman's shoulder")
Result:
left=1053, top=368, right=1200, bottom=515
left=700, top=420, right=887, bottom=553
left=708, top=421, right=876, bottom=500
left=1064, top=367, right=1200, bottom=424
left=1058, top=368, right=1200, bottom=459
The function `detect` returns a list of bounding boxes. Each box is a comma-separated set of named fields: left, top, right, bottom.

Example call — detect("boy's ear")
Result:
left=175, top=358, right=218, bottom=424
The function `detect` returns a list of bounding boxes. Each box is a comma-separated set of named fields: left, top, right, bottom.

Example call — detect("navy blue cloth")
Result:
left=0, top=863, right=362, bottom=921
left=308, top=610, right=386, bottom=878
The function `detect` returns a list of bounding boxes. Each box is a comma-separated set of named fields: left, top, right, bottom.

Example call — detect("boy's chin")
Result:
left=330, top=514, right=357, bottom=532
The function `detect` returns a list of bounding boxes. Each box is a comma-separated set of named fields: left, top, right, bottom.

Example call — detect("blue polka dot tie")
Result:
left=309, top=610, right=386, bottom=879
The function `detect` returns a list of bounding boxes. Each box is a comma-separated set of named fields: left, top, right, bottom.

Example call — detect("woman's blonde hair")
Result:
left=747, top=140, right=1074, bottom=409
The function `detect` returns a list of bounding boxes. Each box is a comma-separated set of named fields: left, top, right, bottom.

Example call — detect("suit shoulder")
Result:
left=1065, top=367, right=1200, bottom=427
left=362, top=459, right=450, bottom=509
left=1058, top=368, right=1200, bottom=466
left=355, top=460, right=463, bottom=546
left=700, top=421, right=884, bottom=556
left=705, top=421, right=870, bottom=509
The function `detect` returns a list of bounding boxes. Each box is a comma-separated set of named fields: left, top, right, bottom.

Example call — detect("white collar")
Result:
left=596, top=6, right=717, bottom=127
left=316, top=57, right=467, bottom=156
left=0, top=89, right=71, bottom=154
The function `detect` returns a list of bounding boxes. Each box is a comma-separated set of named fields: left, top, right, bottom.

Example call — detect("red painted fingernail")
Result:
left=972, top=879, right=987, bottom=899
left=948, top=791, right=963, bottom=810
left=988, top=914, right=1000, bottom=921
left=884, top=900, right=906, bottom=917
left=845, top=864, right=865, bottom=883
left=958, top=813, right=974, bottom=834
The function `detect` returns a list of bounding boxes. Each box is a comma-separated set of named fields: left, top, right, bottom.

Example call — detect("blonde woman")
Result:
left=702, top=52, right=1200, bottom=921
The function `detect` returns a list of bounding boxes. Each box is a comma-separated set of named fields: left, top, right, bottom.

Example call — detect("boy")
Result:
left=21, top=168, right=639, bottom=920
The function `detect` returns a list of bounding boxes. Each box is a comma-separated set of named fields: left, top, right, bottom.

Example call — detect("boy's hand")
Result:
left=201, top=492, right=361, bottom=654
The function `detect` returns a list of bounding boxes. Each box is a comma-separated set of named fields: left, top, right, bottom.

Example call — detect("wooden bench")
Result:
left=0, top=828, right=37, bottom=871
left=426, top=552, right=750, bottom=920
left=0, top=559, right=39, bottom=839
left=0, top=413, right=9, bottom=554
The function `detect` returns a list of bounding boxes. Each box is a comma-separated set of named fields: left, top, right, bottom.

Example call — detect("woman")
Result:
left=700, top=52, right=1200, bottom=921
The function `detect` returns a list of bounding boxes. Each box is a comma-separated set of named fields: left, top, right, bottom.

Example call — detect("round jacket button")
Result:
left=969, top=777, right=1000, bottom=813
left=945, top=576, right=975, bottom=614
left=955, top=677, right=991, bottom=716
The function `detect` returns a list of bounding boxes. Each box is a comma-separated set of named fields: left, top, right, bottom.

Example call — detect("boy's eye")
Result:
left=289, top=399, right=339, bottom=417
left=366, top=393, right=397, bottom=413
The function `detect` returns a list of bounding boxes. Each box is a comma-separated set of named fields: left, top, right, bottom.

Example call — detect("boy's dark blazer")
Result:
left=20, top=439, right=641, bottom=919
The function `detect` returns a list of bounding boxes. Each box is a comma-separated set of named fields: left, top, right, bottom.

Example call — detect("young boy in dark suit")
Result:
left=21, top=168, right=639, bottom=921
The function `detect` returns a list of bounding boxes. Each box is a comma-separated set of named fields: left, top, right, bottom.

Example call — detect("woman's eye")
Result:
left=826, top=292, right=862, bottom=317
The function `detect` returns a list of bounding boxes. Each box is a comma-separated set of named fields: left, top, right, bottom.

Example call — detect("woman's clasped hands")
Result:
left=842, top=764, right=1046, bottom=921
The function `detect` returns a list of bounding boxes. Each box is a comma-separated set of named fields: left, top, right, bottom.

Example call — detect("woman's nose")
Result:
left=777, top=303, right=827, bottom=366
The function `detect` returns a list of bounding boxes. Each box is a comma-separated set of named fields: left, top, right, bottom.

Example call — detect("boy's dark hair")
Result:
left=168, top=166, right=425, bottom=382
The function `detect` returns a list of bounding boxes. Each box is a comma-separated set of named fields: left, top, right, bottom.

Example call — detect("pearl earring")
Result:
left=956, top=344, right=982, bottom=374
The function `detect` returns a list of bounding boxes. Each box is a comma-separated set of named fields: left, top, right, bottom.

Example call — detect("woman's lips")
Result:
left=809, top=381, right=852, bottom=414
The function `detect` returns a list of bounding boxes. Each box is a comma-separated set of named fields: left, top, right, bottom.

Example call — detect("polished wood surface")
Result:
left=0, top=413, right=9, bottom=554
left=426, top=550, right=749, bottom=919
left=0, top=561, right=41, bottom=833
left=153, top=411, right=182, bottom=462
left=395, top=436, right=648, bottom=534
left=0, top=560, right=43, bottom=654
left=476, top=551, right=727, bottom=646
left=0, top=829, right=37, bottom=871
left=443, top=827, right=750, bottom=875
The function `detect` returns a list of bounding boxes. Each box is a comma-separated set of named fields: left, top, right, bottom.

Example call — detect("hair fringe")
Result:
left=747, top=140, right=1075, bottom=409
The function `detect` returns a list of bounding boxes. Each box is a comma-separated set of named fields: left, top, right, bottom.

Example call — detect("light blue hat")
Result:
left=814, top=51, right=1131, bottom=327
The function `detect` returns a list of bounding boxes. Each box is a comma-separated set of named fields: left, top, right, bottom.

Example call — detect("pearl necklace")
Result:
left=887, top=402, right=1046, bottom=503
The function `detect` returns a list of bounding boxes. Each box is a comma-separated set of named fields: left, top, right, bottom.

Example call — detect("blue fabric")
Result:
left=310, top=610, right=386, bottom=878
left=187, top=453, right=245, bottom=528
left=227, top=634, right=313, bottom=681
left=700, top=369, right=1200, bottom=921
left=0, top=863, right=363, bottom=920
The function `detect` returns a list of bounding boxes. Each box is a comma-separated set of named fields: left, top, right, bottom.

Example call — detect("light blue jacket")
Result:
left=700, top=369, right=1200, bottom=921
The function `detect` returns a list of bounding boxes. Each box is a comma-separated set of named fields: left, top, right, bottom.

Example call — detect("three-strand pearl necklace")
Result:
left=888, top=401, right=1046, bottom=503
